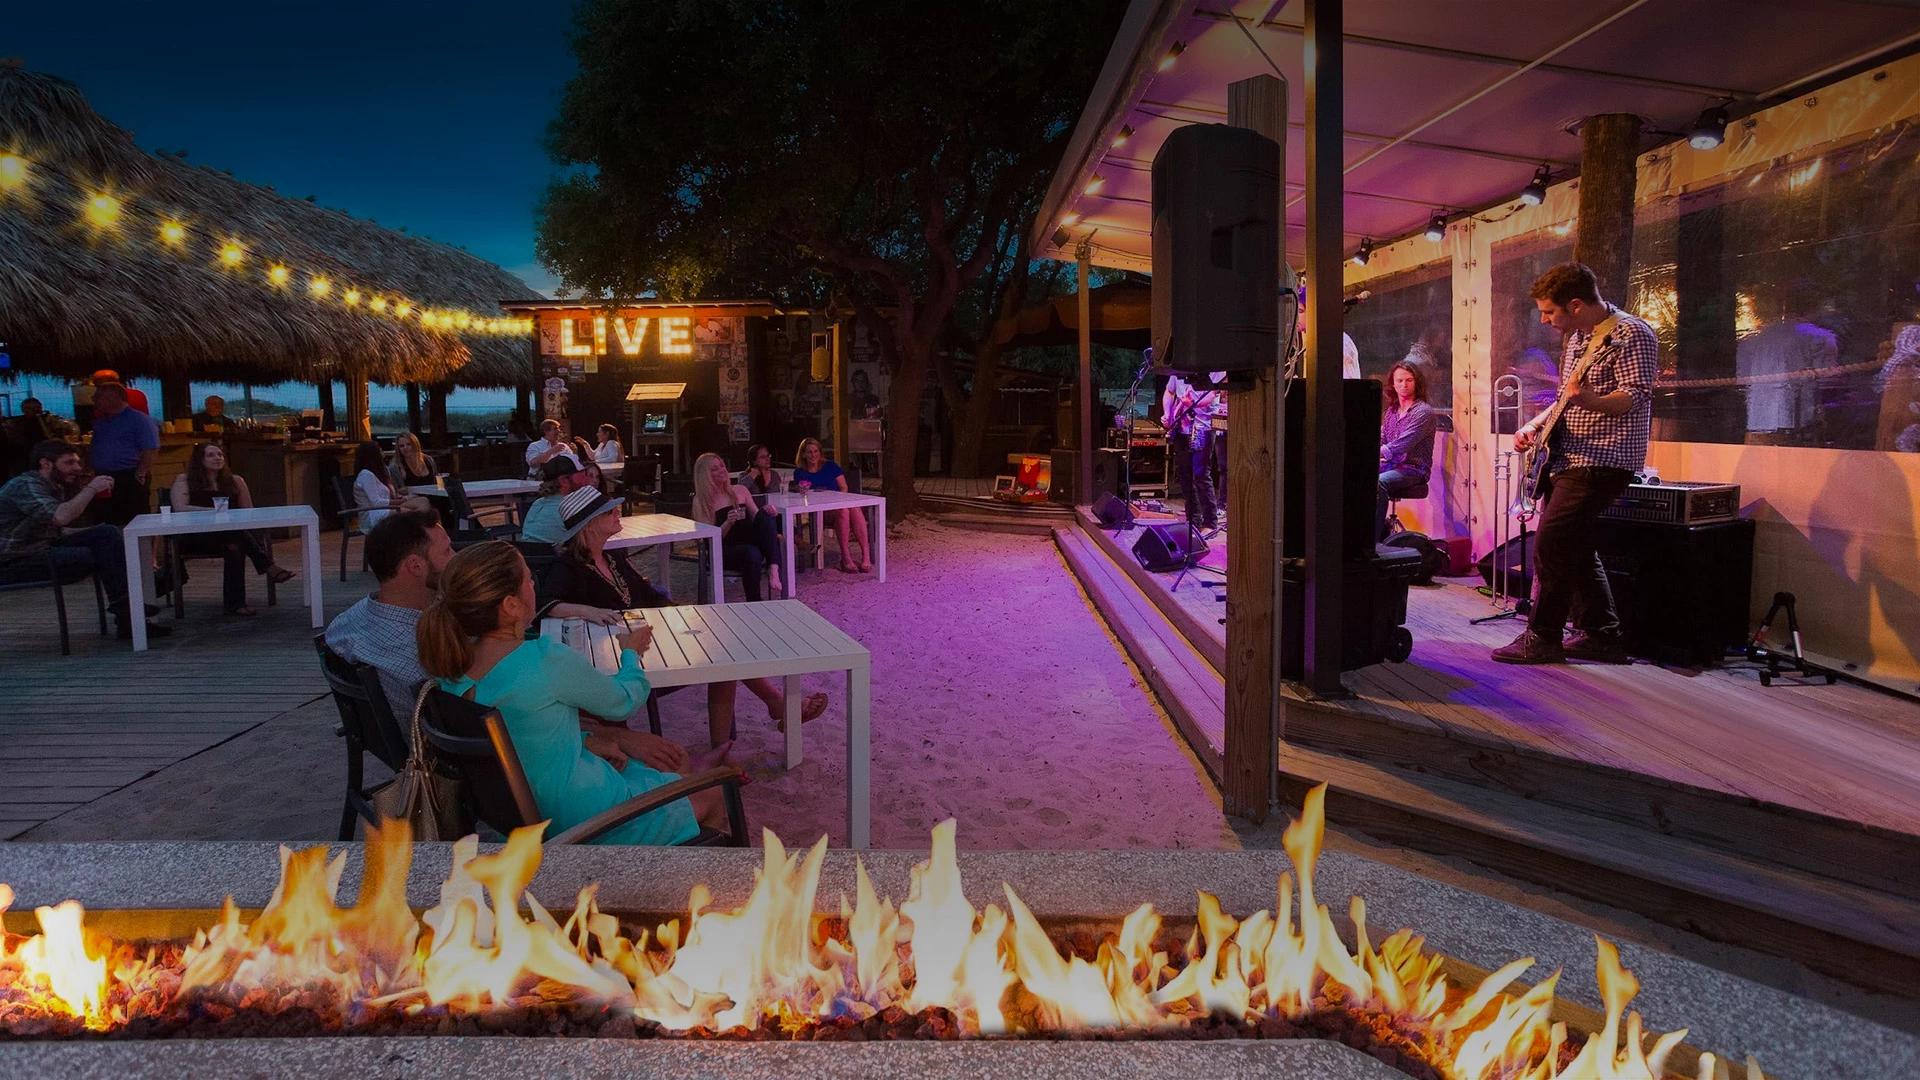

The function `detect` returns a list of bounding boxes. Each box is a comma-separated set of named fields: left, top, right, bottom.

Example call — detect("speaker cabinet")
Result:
left=1091, top=447, right=1128, bottom=502
left=1150, top=124, right=1281, bottom=375
left=1133, top=523, right=1208, bottom=572
left=1281, top=378, right=1382, bottom=562
left=1595, top=517, right=1754, bottom=667
left=1092, top=491, right=1134, bottom=529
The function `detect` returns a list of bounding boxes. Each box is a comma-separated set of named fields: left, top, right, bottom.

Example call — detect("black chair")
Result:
left=314, top=634, right=413, bottom=841
left=0, top=543, right=108, bottom=655
left=329, top=474, right=369, bottom=581
left=445, top=474, right=517, bottom=532
left=419, top=688, right=746, bottom=846
left=157, top=488, right=276, bottom=617
left=790, top=466, right=865, bottom=570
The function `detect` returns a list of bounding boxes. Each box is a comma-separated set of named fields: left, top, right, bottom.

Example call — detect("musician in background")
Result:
left=1495, top=262, right=1657, bottom=667
left=1377, top=361, right=1437, bottom=539
left=1161, top=371, right=1223, bottom=531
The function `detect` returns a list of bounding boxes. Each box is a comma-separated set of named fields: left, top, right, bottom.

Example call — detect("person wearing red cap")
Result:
left=91, top=370, right=150, bottom=415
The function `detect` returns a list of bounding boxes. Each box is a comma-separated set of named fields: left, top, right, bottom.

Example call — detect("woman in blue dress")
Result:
left=416, top=541, right=724, bottom=844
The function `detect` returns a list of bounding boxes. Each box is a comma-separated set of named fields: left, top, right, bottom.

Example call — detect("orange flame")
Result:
left=0, top=785, right=1763, bottom=1078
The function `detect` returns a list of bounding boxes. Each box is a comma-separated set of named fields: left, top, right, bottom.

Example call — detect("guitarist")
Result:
left=1161, top=371, right=1223, bottom=531
left=1493, top=263, right=1657, bottom=666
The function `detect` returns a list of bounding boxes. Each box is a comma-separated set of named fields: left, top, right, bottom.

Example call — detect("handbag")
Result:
left=371, top=682, right=466, bottom=841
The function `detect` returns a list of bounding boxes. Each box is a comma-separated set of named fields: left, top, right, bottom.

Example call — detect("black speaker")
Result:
left=1150, top=124, right=1281, bottom=375
left=1477, top=533, right=1536, bottom=597
left=1092, top=491, right=1134, bottom=529
left=1091, top=447, right=1128, bottom=502
left=1595, top=517, right=1754, bottom=666
left=1134, top=523, right=1208, bottom=572
left=1281, top=378, right=1382, bottom=562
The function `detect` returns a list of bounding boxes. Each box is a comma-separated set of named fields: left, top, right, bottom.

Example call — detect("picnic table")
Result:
left=605, top=513, right=725, bottom=604
left=543, top=600, right=872, bottom=847
left=760, top=489, right=887, bottom=596
left=122, top=505, right=323, bottom=652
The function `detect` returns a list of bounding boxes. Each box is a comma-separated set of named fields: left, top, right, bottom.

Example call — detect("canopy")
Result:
left=991, top=280, right=1151, bottom=349
left=0, top=64, right=542, bottom=387
left=1035, top=0, right=1920, bottom=269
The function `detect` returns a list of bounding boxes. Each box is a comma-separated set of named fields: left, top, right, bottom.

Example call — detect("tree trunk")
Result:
left=953, top=251, right=1030, bottom=478
left=1575, top=113, right=1641, bottom=304
left=881, top=337, right=930, bottom=517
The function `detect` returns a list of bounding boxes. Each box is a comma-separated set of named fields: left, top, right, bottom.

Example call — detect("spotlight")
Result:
left=1352, top=238, right=1374, bottom=267
left=1520, top=165, right=1550, bottom=207
left=1425, top=212, right=1447, bottom=243
left=1111, top=125, right=1134, bottom=149
left=1688, top=106, right=1729, bottom=151
left=1158, top=41, right=1186, bottom=72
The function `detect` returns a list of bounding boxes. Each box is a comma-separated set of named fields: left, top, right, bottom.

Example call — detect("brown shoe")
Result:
left=1565, top=630, right=1631, bottom=664
left=1491, top=629, right=1565, bottom=665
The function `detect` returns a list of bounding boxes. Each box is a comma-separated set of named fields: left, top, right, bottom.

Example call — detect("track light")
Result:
left=1424, top=212, right=1447, bottom=242
left=1352, top=238, right=1374, bottom=267
left=1158, top=41, right=1186, bottom=72
left=1520, top=165, right=1550, bottom=207
left=1688, top=106, right=1729, bottom=151
left=1111, top=124, right=1134, bottom=149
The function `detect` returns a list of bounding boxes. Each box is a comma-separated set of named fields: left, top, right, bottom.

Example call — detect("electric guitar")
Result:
left=1519, top=313, right=1621, bottom=515
left=1164, top=385, right=1218, bottom=436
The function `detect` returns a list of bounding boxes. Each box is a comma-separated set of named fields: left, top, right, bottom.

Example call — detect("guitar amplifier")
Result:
left=1601, top=480, right=1740, bottom=525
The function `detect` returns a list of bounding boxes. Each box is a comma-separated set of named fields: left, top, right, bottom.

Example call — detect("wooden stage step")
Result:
left=1279, top=742, right=1920, bottom=996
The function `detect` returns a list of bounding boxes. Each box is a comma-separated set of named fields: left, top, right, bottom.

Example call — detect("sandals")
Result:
left=226, top=606, right=258, bottom=617
left=265, top=565, right=295, bottom=584
left=776, top=692, right=832, bottom=731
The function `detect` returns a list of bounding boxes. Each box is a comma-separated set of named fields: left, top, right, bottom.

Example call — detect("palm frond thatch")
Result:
left=0, top=63, right=540, bottom=388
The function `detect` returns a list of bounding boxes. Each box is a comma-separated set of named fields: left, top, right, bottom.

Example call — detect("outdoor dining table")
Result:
left=604, top=513, right=725, bottom=604
left=406, top=478, right=541, bottom=500
left=542, top=599, right=872, bottom=847
left=121, top=504, right=323, bottom=652
left=760, top=489, right=887, bottom=596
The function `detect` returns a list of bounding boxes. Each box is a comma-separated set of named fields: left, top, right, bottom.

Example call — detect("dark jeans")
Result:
left=1376, top=468, right=1427, bottom=540
left=1170, top=427, right=1219, bottom=527
left=1527, top=466, right=1634, bottom=641
left=0, top=524, right=131, bottom=613
left=723, top=508, right=782, bottom=602
left=100, top=469, right=148, bottom=528
left=177, top=531, right=274, bottom=610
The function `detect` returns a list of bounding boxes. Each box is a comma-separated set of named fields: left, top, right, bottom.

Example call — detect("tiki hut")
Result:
left=0, top=62, right=540, bottom=431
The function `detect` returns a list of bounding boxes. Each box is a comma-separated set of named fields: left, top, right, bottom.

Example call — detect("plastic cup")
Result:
left=212, top=496, right=230, bottom=514
left=158, top=505, right=171, bottom=519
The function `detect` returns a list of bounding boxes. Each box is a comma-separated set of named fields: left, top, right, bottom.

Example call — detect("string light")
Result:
left=0, top=148, right=531, bottom=338
left=84, top=193, right=123, bottom=228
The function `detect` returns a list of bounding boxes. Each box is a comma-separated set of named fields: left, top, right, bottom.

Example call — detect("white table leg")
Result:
left=304, top=523, right=323, bottom=627
left=847, top=662, right=871, bottom=849
left=709, top=534, right=724, bottom=605
left=125, top=531, right=150, bottom=652
left=782, top=514, right=797, bottom=600
left=656, top=543, right=670, bottom=596
left=874, top=500, right=887, bottom=583
left=815, top=509, right=825, bottom=570
left=784, top=673, right=802, bottom=769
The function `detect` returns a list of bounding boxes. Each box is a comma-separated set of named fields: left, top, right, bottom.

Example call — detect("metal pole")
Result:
left=1303, top=0, right=1346, bottom=696
left=1076, top=243, right=1095, bottom=505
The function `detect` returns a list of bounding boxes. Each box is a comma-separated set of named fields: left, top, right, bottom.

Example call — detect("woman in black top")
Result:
left=166, top=442, right=295, bottom=615
left=387, top=432, right=437, bottom=488
left=538, top=491, right=827, bottom=749
left=692, top=452, right=783, bottom=601
left=741, top=443, right=780, bottom=497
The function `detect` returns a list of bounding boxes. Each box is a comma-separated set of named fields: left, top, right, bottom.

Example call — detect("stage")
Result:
left=1058, top=506, right=1920, bottom=995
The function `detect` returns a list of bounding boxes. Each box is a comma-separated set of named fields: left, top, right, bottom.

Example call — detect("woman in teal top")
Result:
left=417, top=541, right=723, bottom=845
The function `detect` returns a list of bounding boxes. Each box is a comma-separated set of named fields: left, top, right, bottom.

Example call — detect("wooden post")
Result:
left=345, top=371, right=372, bottom=442
left=832, top=319, right=848, bottom=458
left=317, top=378, right=337, bottom=433
left=1302, top=0, right=1346, bottom=698
left=159, top=374, right=192, bottom=421
left=405, top=382, right=423, bottom=434
left=1575, top=113, right=1641, bottom=303
left=427, top=382, right=450, bottom=449
left=1224, top=74, right=1286, bottom=822
left=1075, top=245, right=1094, bottom=505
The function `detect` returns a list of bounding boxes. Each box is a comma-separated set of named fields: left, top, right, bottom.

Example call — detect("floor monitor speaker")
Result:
left=1133, top=523, right=1207, bottom=573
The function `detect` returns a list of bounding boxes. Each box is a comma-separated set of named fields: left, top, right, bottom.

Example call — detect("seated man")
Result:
left=517, top=456, right=588, bottom=545
left=192, top=395, right=229, bottom=432
left=325, top=510, right=453, bottom=710
left=0, top=439, right=167, bottom=639
left=524, top=419, right=582, bottom=479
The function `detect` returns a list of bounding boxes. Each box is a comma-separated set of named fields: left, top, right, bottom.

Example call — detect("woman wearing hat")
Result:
left=538, top=484, right=828, bottom=750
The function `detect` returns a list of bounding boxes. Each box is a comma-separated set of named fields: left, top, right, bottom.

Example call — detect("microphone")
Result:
left=1342, top=289, right=1372, bottom=310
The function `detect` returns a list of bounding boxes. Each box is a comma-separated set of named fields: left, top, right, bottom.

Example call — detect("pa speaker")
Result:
left=1151, top=124, right=1281, bottom=375
left=1133, top=523, right=1208, bottom=573
left=1477, top=533, right=1535, bottom=598
left=1092, top=447, right=1128, bottom=502
left=1280, top=378, right=1383, bottom=562
left=1092, top=491, right=1134, bottom=529
left=1596, top=518, right=1754, bottom=666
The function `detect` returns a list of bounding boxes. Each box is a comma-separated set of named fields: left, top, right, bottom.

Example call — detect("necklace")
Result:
left=593, top=551, right=632, bottom=608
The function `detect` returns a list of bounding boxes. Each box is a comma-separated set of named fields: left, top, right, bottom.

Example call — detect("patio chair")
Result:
left=419, top=688, right=747, bottom=847
left=314, top=634, right=415, bottom=841
left=0, top=542, right=109, bottom=655
left=157, top=488, right=276, bottom=617
left=790, top=466, right=864, bottom=571
left=445, top=474, right=517, bottom=532
left=328, top=474, right=369, bottom=581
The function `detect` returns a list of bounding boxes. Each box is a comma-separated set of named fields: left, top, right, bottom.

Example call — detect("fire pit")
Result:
left=3, top=787, right=1915, bottom=1079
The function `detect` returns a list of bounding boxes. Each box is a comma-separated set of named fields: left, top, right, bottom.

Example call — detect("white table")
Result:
left=761, top=490, right=887, bottom=596
left=543, top=600, right=872, bottom=847
left=605, top=513, right=725, bottom=604
left=122, top=505, right=323, bottom=652
left=408, top=478, right=541, bottom=499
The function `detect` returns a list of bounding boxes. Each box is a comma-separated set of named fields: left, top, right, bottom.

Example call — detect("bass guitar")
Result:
left=1518, top=313, right=1621, bottom=516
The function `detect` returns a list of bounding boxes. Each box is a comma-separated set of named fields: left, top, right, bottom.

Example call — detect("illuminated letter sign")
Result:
left=612, top=317, right=651, bottom=356
left=559, top=318, right=594, bottom=357
left=659, top=316, right=693, bottom=355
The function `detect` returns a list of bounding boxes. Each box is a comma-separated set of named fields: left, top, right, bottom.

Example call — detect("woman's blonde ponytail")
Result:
left=416, top=541, right=526, bottom=678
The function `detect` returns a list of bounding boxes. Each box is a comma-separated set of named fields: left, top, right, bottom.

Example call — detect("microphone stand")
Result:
left=1111, top=351, right=1155, bottom=525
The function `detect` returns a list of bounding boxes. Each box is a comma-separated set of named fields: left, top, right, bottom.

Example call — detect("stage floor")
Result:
left=1102, top=517, right=1920, bottom=838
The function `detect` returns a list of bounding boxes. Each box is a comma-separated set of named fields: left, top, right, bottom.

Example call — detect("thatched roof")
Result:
left=0, top=63, right=541, bottom=387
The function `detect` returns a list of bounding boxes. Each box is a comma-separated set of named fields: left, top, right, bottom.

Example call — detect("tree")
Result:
left=537, top=0, right=1124, bottom=513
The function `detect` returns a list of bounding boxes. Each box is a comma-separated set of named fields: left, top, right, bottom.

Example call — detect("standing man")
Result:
left=1495, top=263, right=1657, bottom=665
left=1161, top=371, right=1222, bottom=531
left=88, top=383, right=159, bottom=528
left=92, top=370, right=150, bottom=415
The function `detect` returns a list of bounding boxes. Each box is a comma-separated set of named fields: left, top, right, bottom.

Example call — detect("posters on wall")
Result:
left=717, top=342, right=751, bottom=443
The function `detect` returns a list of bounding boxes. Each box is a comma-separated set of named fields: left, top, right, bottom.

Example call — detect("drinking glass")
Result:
left=212, top=496, right=230, bottom=513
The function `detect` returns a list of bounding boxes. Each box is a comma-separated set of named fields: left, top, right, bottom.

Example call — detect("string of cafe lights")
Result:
left=0, top=149, right=535, bottom=338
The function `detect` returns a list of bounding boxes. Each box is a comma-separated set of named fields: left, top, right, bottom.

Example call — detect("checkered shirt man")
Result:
left=1548, top=304, right=1659, bottom=474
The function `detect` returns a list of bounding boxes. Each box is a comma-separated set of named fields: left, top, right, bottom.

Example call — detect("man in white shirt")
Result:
left=524, top=419, right=582, bottom=478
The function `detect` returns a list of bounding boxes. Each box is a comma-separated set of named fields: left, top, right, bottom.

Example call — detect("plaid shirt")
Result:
left=1548, top=306, right=1658, bottom=473
left=325, top=594, right=428, bottom=715
left=0, top=471, right=65, bottom=554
